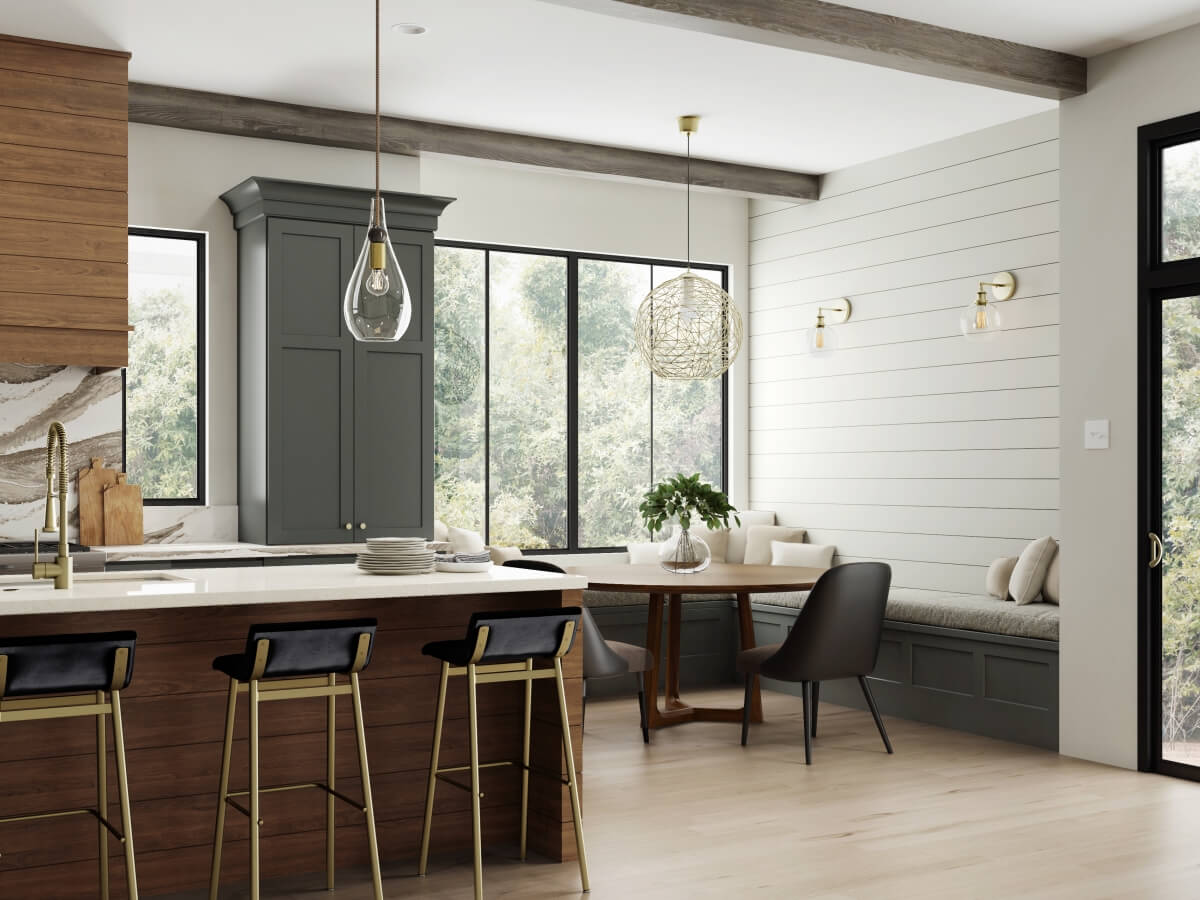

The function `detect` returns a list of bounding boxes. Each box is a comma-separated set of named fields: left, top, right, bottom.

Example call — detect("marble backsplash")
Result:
left=0, top=364, right=237, bottom=543
left=0, top=364, right=123, bottom=541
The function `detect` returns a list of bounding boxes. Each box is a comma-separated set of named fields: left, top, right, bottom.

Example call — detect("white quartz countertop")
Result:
left=0, top=563, right=587, bottom=617
left=101, top=542, right=366, bottom=563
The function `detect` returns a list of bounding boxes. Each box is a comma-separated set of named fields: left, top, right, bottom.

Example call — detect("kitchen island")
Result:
left=0, top=564, right=587, bottom=898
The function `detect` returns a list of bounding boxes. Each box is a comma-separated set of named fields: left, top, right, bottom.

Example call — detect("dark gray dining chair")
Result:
left=504, top=559, right=653, bottom=743
left=736, top=562, right=893, bottom=764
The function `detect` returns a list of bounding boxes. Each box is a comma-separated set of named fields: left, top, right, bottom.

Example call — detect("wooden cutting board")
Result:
left=77, top=457, right=119, bottom=546
left=102, top=473, right=143, bottom=546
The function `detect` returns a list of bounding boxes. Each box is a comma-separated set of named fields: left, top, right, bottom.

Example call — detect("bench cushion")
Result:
left=752, top=588, right=1059, bottom=642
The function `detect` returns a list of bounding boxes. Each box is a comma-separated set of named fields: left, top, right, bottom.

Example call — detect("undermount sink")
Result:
left=0, top=572, right=193, bottom=591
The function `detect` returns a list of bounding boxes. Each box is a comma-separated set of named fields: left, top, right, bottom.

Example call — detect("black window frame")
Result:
left=124, top=226, right=208, bottom=506
left=1137, top=109, right=1200, bottom=779
left=435, top=239, right=730, bottom=554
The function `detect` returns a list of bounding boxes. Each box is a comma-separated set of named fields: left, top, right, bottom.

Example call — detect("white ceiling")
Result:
left=0, top=0, right=1196, bottom=174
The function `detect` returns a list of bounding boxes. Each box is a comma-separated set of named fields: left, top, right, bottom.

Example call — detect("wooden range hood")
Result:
left=0, top=33, right=132, bottom=368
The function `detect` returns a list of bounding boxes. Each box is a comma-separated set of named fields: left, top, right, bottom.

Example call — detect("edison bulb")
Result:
left=365, top=267, right=389, bottom=296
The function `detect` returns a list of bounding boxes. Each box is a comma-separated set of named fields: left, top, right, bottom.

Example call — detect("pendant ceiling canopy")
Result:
left=634, top=116, right=742, bottom=380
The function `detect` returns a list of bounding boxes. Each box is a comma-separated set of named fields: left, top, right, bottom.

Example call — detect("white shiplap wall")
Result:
left=748, top=110, right=1059, bottom=596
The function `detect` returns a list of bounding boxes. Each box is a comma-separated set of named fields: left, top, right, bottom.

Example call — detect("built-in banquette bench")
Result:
left=576, top=583, right=1059, bottom=751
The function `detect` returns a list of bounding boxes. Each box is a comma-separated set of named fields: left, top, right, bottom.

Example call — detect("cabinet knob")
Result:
left=359, top=522, right=367, bottom=530
left=344, top=522, right=352, bottom=531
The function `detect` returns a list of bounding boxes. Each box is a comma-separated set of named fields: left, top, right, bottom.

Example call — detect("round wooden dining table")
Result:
left=567, top=563, right=825, bottom=730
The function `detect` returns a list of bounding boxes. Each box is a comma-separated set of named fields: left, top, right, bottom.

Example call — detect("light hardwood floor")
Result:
left=186, top=687, right=1200, bottom=899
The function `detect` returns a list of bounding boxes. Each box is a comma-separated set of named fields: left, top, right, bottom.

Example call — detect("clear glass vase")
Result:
left=659, top=528, right=711, bottom=574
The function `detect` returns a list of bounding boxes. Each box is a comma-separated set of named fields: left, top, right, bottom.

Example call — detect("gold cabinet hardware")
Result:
left=344, top=523, right=353, bottom=531
left=1149, top=532, right=1164, bottom=568
left=359, top=523, right=367, bottom=530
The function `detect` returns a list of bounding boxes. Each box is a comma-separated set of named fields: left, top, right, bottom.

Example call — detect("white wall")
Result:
left=1059, top=22, right=1200, bottom=769
left=127, top=124, right=421, bottom=518
left=420, top=155, right=751, bottom=508
left=747, top=111, right=1060, bottom=594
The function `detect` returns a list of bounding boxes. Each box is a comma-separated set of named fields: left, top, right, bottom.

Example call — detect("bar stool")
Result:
left=417, top=607, right=589, bottom=899
left=0, top=631, right=139, bottom=900
left=207, top=619, right=382, bottom=900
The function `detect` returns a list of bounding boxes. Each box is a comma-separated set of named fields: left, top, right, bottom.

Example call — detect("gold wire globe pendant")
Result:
left=635, top=116, right=742, bottom=380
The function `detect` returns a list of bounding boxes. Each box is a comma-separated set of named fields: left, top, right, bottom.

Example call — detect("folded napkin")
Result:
left=436, top=551, right=491, bottom=563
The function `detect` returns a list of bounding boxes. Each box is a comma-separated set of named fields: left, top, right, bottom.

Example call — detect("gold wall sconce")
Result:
left=960, top=272, right=1017, bottom=339
left=806, top=298, right=852, bottom=353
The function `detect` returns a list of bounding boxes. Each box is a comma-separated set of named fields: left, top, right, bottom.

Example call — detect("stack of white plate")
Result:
left=356, top=537, right=435, bottom=575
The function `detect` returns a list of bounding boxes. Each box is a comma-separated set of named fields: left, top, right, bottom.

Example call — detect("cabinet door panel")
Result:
left=267, top=218, right=355, bottom=543
left=354, top=348, right=427, bottom=535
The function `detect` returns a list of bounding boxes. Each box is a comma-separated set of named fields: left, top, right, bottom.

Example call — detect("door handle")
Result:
left=1149, top=532, right=1164, bottom=568
left=344, top=522, right=353, bottom=531
left=359, top=522, right=367, bottom=530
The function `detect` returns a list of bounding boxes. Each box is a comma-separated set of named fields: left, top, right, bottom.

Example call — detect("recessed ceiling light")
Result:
left=391, top=23, right=427, bottom=35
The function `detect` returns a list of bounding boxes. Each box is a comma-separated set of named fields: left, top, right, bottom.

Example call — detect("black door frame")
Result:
left=1137, top=109, right=1200, bottom=778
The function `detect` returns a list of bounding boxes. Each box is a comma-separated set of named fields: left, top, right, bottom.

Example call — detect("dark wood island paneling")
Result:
left=0, top=587, right=584, bottom=898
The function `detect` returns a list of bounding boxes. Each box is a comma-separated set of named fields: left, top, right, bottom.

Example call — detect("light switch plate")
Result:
left=1085, top=419, right=1110, bottom=450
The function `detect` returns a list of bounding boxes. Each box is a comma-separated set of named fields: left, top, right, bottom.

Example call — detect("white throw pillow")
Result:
left=433, top=519, right=449, bottom=542
left=1009, top=536, right=1058, bottom=606
left=986, top=557, right=1019, bottom=600
left=627, top=542, right=661, bottom=565
left=770, top=540, right=835, bottom=569
left=1042, top=548, right=1061, bottom=605
left=671, top=523, right=728, bottom=563
left=743, top=525, right=807, bottom=566
left=726, top=510, right=776, bottom=565
left=489, top=545, right=522, bottom=564
left=448, top=526, right=485, bottom=555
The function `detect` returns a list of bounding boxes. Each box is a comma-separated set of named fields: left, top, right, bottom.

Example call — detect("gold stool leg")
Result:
left=96, top=690, right=109, bottom=900
left=520, top=658, right=532, bottom=862
left=110, top=689, right=139, bottom=900
left=418, top=662, right=449, bottom=877
left=249, top=678, right=261, bottom=900
left=467, top=663, right=484, bottom=900
left=555, top=659, right=590, bottom=892
left=326, top=673, right=336, bottom=892
left=209, top=680, right=238, bottom=900
left=350, top=672, right=384, bottom=900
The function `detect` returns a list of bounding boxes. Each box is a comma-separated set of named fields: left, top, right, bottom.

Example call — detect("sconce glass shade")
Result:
left=959, top=299, right=1000, bottom=339
left=344, top=198, right=412, bottom=342
left=806, top=321, right=838, bottom=354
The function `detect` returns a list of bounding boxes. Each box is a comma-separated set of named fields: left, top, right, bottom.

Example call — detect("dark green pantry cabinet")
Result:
left=221, top=177, right=453, bottom=545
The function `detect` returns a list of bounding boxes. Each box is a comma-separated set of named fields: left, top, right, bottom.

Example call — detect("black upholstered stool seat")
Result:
left=418, top=606, right=589, bottom=900
left=0, top=631, right=136, bottom=697
left=210, top=618, right=377, bottom=680
left=208, top=617, right=383, bottom=900
left=0, top=630, right=140, bottom=899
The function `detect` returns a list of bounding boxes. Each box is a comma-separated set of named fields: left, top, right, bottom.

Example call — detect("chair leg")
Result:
left=326, top=673, right=336, bottom=892
left=350, top=673, right=384, bottom=900
left=467, top=663, right=484, bottom=900
left=248, top=679, right=261, bottom=900
left=581, top=677, right=587, bottom=731
left=811, top=681, right=820, bottom=738
left=209, top=679, right=238, bottom=900
left=858, top=675, right=894, bottom=754
left=96, top=690, right=109, bottom=900
left=555, top=658, right=590, bottom=893
left=636, top=675, right=649, bottom=744
left=520, top=659, right=533, bottom=861
left=110, top=689, right=139, bottom=900
left=418, top=662, right=449, bottom=877
left=740, top=675, right=753, bottom=747
left=801, top=682, right=813, bottom=765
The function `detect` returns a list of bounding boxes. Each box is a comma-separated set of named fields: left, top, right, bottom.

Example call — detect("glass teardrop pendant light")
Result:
left=343, top=0, right=412, bottom=342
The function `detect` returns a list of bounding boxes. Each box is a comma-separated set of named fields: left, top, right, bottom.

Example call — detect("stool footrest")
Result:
left=224, top=781, right=369, bottom=815
left=435, top=759, right=572, bottom=786
left=0, top=806, right=127, bottom=841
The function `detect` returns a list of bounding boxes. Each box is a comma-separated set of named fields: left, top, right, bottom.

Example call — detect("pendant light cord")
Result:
left=685, top=131, right=691, bottom=269
left=374, top=0, right=381, bottom=226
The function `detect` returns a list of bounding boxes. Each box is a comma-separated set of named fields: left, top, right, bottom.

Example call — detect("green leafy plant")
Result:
left=639, top=472, right=739, bottom=536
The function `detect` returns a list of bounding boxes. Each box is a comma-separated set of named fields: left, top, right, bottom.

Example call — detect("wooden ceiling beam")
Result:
left=540, top=0, right=1086, bottom=99
left=128, top=83, right=819, bottom=202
